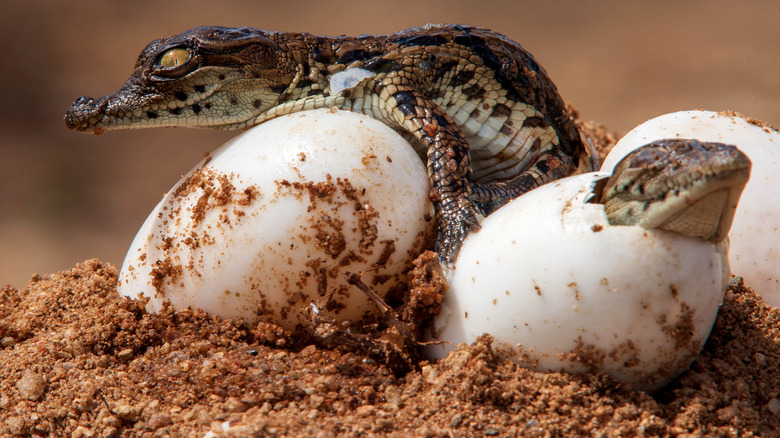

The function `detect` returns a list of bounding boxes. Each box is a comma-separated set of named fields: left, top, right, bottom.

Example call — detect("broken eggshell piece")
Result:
left=425, top=172, right=729, bottom=392
left=118, top=109, right=434, bottom=331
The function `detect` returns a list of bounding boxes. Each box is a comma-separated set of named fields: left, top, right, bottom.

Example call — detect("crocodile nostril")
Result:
left=72, top=96, right=99, bottom=110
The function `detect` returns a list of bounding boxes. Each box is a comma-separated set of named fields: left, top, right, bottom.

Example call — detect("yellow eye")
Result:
left=159, top=48, right=190, bottom=69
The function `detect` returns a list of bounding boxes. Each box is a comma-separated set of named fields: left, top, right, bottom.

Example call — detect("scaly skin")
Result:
left=64, top=24, right=598, bottom=262
left=600, top=139, right=751, bottom=242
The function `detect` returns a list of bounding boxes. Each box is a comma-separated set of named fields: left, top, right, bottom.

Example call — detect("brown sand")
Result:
left=2, top=258, right=779, bottom=437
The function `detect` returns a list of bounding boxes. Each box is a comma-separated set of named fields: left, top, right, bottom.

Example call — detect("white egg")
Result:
left=118, top=109, right=434, bottom=330
left=601, top=110, right=780, bottom=306
left=425, top=172, right=729, bottom=392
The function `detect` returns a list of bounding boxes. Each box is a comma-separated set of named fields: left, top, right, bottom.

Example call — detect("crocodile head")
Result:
left=65, top=26, right=288, bottom=134
left=599, top=138, right=751, bottom=242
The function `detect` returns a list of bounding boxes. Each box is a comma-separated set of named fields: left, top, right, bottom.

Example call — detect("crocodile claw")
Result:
left=436, top=198, right=484, bottom=265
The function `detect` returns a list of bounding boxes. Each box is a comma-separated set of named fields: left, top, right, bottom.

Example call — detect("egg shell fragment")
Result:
left=426, top=172, right=729, bottom=392
left=601, top=110, right=780, bottom=306
left=118, top=109, right=434, bottom=330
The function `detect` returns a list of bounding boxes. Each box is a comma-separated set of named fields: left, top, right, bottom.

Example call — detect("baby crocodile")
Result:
left=64, top=24, right=598, bottom=263
left=600, top=138, right=751, bottom=242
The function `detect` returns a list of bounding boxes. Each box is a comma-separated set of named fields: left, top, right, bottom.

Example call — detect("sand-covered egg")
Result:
left=601, top=110, right=780, bottom=306
left=425, top=172, right=729, bottom=392
left=118, top=109, right=434, bottom=330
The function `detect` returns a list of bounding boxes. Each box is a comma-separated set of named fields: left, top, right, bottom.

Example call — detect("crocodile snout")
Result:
left=65, top=96, right=106, bottom=134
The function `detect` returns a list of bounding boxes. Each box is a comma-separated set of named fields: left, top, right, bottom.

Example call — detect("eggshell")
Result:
left=425, top=172, right=729, bottom=392
left=118, top=109, right=434, bottom=330
left=601, top=110, right=780, bottom=306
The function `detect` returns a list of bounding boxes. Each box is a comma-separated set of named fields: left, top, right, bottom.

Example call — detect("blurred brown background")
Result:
left=1, top=1, right=778, bottom=287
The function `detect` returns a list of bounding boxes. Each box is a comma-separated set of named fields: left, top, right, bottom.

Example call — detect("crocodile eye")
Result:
left=158, top=48, right=190, bottom=69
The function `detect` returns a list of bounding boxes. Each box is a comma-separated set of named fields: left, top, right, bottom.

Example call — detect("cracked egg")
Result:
left=602, top=110, right=780, bottom=306
left=425, top=172, right=729, bottom=392
left=118, top=109, right=434, bottom=331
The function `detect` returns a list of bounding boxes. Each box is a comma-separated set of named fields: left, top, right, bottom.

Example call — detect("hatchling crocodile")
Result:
left=65, top=24, right=599, bottom=263
left=66, top=24, right=748, bottom=262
